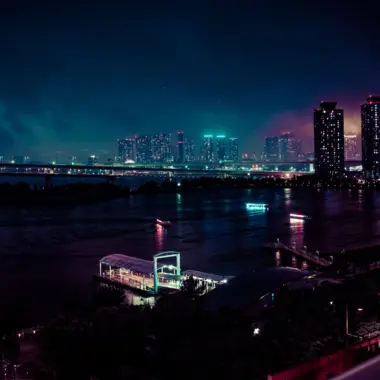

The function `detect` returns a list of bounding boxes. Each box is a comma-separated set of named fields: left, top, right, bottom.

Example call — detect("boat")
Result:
left=289, top=213, right=311, bottom=220
left=246, top=203, right=269, bottom=211
left=156, top=218, right=172, bottom=228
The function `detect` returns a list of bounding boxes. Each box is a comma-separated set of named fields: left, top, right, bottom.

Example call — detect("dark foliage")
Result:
left=180, top=276, right=207, bottom=298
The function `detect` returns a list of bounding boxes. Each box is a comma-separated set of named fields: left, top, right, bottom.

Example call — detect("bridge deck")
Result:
left=265, top=241, right=332, bottom=267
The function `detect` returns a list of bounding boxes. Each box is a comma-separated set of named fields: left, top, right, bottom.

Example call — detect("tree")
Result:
left=180, top=276, right=206, bottom=298
left=91, top=285, right=125, bottom=311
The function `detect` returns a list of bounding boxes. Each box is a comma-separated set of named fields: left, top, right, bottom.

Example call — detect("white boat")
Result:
left=289, top=213, right=311, bottom=220
left=156, top=219, right=172, bottom=227
left=246, top=203, right=268, bottom=211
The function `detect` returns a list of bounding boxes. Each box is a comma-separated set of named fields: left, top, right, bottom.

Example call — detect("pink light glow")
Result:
left=290, top=213, right=307, bottom=219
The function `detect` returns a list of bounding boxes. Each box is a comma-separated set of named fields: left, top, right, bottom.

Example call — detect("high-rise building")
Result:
left=227, top=137, right=239, bottom=161
left=136, top=135, right=152, bottom=164
left=264, top=137, right=280, bottom=162
left=151, top=133, right=172, bottom=163
left=118, top=137, right=136, bottom=163
left=177, top=132, right=184, bottom=163
left=314, top=101, right=344, bottom=178
left=201, top=135, right=214, bottom=162
left=344, top=135, right=359, bottom=161
left=215, top=135, right=227, bottom=161
left=279, top=132, right=300, bottom=162
left=88, top=155, right=98, bottom=166
left=362, top=96, right=380, bottom=178
left=184, top=138, right=196, bottom=162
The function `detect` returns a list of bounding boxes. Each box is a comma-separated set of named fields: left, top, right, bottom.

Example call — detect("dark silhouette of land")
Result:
left=0, top=174, right=376, bottom=206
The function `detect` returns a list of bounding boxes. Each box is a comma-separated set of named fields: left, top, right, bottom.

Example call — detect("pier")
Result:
left=265, top=240, right=332, bottom=267
left=97, top=251, right=234, bottom=295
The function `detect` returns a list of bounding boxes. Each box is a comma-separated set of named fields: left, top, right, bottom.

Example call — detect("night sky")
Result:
left=0, top=0, right=379, bottom=160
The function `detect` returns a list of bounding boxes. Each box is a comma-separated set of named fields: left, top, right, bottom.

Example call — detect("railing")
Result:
left=265, top=240, right=333, bottom=267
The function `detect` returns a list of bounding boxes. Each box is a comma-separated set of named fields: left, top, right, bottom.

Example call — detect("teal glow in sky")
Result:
left=0, top=0, right=379, bottom=160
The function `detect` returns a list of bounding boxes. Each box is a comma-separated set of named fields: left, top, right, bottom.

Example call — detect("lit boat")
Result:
left=156, top=219, right=172, bottom=227
left=289, top=213, right=311, bottom=220
left=246, top=203, right=269, bottom=211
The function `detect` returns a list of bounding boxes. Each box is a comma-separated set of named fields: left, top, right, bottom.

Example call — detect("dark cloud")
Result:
left=0, top=0, right=379, bottom=159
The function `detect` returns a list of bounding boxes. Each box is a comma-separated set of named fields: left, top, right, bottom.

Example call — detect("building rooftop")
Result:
left=202, top=266, right=310, bottom=312
left=100, top=254, right=160, bottom=275
left=366, top=95, right=380, bottom=104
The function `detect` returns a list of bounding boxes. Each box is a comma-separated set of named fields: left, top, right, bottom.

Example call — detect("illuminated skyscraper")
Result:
left=177, top=131, right=184, bottom=163
left=136, top=135, right=152, bottom=164
left=314, top=101, right=344, bottom=178
left=151, top=133, right=172, bottom=163
left=362, top=96, right=380, bottom=178
left=344, top=135, right=359, bottom=161
left=279, top=132, right=300, bottom=162
left=264, top=137, right=279, bottom=162
left=227, top=138, right=239, bottom=161
left=184, top=138, right=196, bottom=162
left=215, top=135, right=227, bottom=161
left=118, top=137, right=136, bottom=163
left=201, top=135, right=214, bottom=162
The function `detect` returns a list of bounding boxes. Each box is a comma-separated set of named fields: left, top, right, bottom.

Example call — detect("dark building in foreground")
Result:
left=362, top=96, right=380, bottom=178
left=314, top=101, right=344, bottom=178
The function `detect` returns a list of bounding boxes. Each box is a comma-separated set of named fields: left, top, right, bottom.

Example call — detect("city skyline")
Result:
left=0, top=1, right=379, bottom=160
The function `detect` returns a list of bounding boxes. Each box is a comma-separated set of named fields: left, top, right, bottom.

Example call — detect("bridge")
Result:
left=265, top=240, right=332, bottom=267
left=0, top=162, right=312, bottom=177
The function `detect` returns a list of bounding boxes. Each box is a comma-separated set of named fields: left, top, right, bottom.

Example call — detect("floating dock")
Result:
left=96, top=251, right=234, bottom=295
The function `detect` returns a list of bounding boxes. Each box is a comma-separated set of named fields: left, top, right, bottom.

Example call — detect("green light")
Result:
left=203, top=134, right=213, bottom=138
left=11, top=160, right=15, bottom=164
left=216, top=135, right=226, bottom=138
left=52, top=161, right=56, bottom=165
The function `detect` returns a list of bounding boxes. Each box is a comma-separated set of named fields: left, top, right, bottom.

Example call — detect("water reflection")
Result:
left=275, top=250, right=281, bottom=266
left=284, top=188, right=291, bottom=207
left=155, top=224, right=166, bottom=252
left=289, top=217, right=304, bottom=246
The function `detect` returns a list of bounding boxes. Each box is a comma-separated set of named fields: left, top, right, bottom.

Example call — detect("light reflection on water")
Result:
left=1, top=188, right=380, bottom=322
left=154, top=224, right=166, bottom=253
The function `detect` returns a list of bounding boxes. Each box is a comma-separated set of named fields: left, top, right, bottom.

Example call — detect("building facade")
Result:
left=135, top=135, right=152, bottom=164
left=344, top=135, right=359, bottom=161
left=215, top=135, right=227, bottom=161
left=177, top=132, right=184, bottom=163
left=227, top=138, right=239, bottom=161
left=118, top=137, right=136, bottom=163
left=201, top=135, right=214, bottom=162
left=362, top=96, right=380, bottom=178
left=264, top=137, right=280, bottom=162
left=151, top=133, right=172, bottom=163
left=88, top=155, right=98, bottom=166
left=184, top=138, right=196, bottom=162
left=279, top=132, right=300, bottom=162
left=314, top=101, right=344, bottom=178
